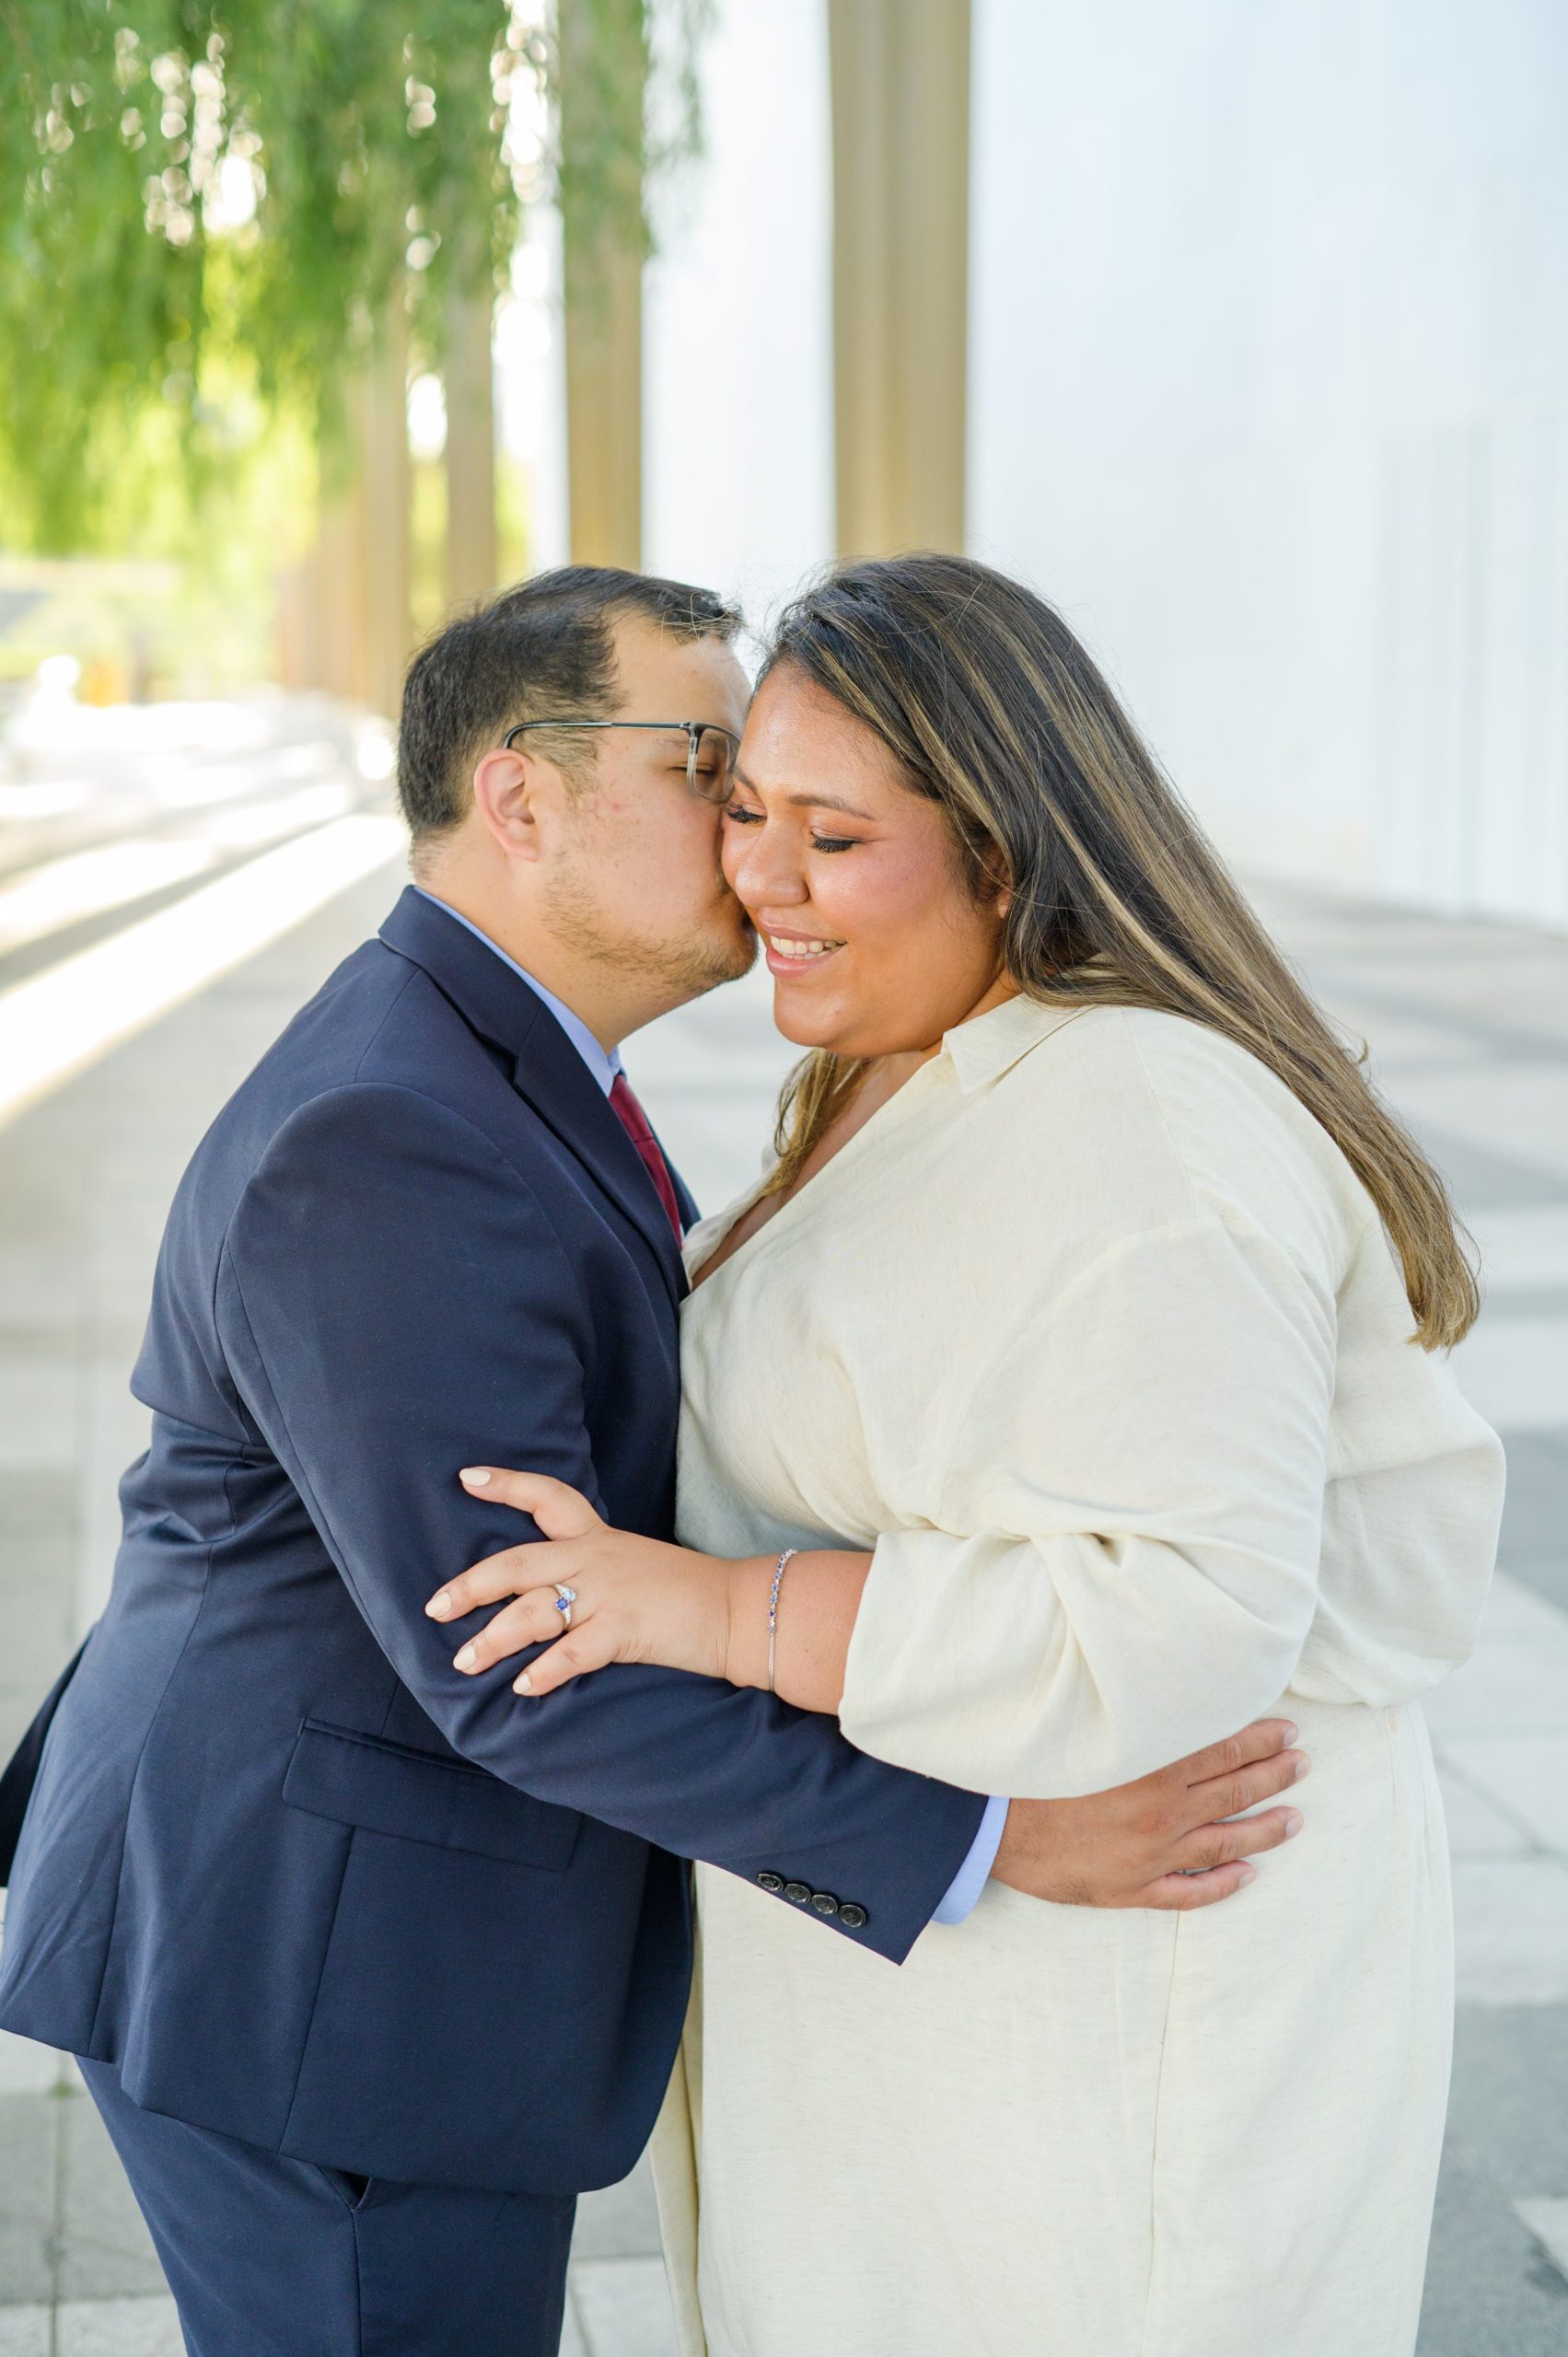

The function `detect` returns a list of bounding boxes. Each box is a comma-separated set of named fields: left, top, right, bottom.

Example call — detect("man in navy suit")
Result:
left=0, top=569, right=1305, bottom=2353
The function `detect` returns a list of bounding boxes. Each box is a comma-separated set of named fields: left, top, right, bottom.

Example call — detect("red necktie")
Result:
left=609, top=1073, right=685, bottom=1245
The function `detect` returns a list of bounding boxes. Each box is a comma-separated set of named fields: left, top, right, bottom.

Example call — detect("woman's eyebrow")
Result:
left=788, top=791, right=874, bottom=819
left=732, top=768, right=874, bottom=822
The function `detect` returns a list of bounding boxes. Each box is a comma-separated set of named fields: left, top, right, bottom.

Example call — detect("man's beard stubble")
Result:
left=541, top=861, right=758, bottom=998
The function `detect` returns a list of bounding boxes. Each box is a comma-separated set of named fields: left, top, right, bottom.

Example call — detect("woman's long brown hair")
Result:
left=760, top=553, right=1478, bottom=1349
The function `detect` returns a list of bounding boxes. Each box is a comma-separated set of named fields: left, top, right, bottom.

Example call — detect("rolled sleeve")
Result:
left=840, top=1213, right=1335, bottom=1798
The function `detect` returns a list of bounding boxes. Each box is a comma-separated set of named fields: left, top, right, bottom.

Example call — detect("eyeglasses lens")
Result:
left=690, top=726, right=738, bottom=803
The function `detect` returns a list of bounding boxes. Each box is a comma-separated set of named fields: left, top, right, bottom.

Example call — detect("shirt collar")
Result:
left=941, top=993, right=1088, bottom=1094
left=412, top=890, right=623, bottom=1097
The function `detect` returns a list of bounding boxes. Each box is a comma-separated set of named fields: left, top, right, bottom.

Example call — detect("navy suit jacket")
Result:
left=0, top=888, right=985, bottom=2194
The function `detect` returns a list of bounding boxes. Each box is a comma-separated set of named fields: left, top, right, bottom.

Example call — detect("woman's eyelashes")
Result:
left=722, top=807, right=860, bottom=853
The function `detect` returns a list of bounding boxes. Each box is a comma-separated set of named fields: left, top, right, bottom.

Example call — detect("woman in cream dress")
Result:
left=438, top=557, right=1504, bottom=2356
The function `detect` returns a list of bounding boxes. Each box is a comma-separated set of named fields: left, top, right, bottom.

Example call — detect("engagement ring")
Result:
left=552, top=1583, right=577, bottom=1630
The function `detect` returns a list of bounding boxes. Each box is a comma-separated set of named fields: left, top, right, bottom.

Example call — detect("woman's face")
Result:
left=723, top=665, right=1011, bottom=1058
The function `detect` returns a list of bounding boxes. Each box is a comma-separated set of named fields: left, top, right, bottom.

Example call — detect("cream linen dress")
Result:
left=651, top=997, right=1504, bottom=2357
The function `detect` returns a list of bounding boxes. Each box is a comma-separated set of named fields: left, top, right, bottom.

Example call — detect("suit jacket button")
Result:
left=756, top=1872, right=784, bottom=1894
left=838, top=1902, right=868, bottom=1930
left=783, top=1881, right=812, bottom=1905
left=810, top=1891, right=839, bottom=1918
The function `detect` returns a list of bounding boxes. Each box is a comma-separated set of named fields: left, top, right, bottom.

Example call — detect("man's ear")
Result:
left=471, top=746, right=544, bottom=862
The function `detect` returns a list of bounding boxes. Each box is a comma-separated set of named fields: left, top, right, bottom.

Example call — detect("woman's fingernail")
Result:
left=454, top=1643, right=477, bottom=1671
left=460, top=1468, right=492, bottom=1488
left=427, top=1592, right=453, bottom=1620
left=514, top=1672, right=532, bottom=1695
left=1280, top=1724, right=1298, bottom=1745
left=1283, top=1812, right=1303, bottom=1838
left=1237, top=1864, right=1256, bottom=1886
left=1294, top=1755, right=1311, bottom=1781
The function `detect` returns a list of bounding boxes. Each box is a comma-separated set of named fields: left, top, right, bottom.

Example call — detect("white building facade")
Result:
left=641, top=0, right=1568, bottom=927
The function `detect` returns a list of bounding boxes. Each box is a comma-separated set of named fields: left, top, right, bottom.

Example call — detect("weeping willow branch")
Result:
left=0, top=0, right=706, bottom=550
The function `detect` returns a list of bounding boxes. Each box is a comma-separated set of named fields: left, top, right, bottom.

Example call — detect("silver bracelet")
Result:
left=766, top=1548, right=798, bottom=1694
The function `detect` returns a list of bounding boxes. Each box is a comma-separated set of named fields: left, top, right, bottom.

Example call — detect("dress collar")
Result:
left=940, top=993, right=1089, bottom=1095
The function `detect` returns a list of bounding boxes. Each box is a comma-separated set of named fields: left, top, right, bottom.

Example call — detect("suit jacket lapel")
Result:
left=378, top=890, right=688, bottom=1309
left=509, top=1026, right=689, bottom=1311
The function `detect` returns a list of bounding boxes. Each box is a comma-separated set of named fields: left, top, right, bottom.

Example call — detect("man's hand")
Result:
left=989, top=1720, right=1308, bottom=1911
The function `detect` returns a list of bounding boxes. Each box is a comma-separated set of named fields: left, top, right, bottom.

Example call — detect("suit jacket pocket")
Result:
left=283, top=1719, right=581, bottom=1870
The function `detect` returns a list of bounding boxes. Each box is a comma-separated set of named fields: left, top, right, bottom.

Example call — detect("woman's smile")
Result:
left=761, top=926, right=847, bottom=972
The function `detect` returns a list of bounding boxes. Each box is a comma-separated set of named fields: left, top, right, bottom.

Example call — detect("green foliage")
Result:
left=0, top=1, right=539, bottom=548
left=0, top=0, right=708, bottom=558
left=554, top=0, right=710, bottom=257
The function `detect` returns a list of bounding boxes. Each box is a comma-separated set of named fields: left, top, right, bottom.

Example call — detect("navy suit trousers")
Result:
left=81, top=2061, right=576, bottom=2357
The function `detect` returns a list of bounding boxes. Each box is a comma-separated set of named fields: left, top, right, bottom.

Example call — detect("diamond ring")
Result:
left=552, top=1583, right=577, bottom=1631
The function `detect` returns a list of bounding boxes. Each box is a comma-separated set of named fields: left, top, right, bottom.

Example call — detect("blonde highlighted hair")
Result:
left=760, top=553, right=1478, bottom=1350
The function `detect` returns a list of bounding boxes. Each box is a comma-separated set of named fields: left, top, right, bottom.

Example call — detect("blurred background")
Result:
left=0, top=4, right=1564, bottom=2352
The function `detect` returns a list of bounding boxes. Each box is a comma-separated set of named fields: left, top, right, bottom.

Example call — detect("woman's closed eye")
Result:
left=723, top=806, right=860, bottom=853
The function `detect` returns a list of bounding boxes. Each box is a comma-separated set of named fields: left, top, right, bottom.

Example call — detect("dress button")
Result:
left=838, top=1902, right=868, bottom=1930
left=756, top=1872, right=784, bottom=1894
left=809, top=1891, right=839, bottom=1918
left=783, top=1881, right=812, bottom=1905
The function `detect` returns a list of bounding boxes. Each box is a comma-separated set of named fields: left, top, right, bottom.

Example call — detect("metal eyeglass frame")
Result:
left=501, top=719, right=741, bottom=805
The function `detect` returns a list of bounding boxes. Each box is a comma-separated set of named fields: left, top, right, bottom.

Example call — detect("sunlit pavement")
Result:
left=0, top=699, right=1564, bottom=2353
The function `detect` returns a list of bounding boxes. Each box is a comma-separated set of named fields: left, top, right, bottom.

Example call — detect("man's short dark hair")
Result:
left=397, top=565, right=744, bottom=847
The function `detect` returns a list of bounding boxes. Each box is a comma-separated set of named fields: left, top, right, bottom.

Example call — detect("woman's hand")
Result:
left=428, top=1468, right=735, bottom=1697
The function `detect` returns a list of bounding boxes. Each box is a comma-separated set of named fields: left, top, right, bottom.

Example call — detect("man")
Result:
left=0, top=568, right=1305, bottom=2354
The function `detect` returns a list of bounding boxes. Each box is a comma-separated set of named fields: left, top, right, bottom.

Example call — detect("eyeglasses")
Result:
left=501, top=719, right=741, bottom=805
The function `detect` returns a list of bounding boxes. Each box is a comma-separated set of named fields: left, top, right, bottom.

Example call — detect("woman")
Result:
left=429, top=557, right=1503, bottom=2356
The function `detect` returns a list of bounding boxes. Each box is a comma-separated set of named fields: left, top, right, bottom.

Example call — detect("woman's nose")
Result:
left=726, top=827, right=808, bottom=910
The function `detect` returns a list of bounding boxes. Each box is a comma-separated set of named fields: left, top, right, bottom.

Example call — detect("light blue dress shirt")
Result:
left=413, top=889, right=1005, bottom=1924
